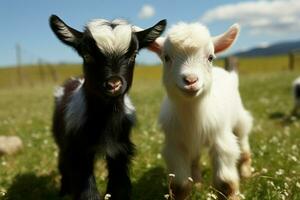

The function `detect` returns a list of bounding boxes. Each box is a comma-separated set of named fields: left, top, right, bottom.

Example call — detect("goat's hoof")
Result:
left=191, top=171, right=202, bottom=183
left=217, top=193, right=240, bottom=200
left=239, top=152, right=252, bottom=178
left=228, top=194, right=241, bottom=200
left=240, top=163, right=252, bottom=178
left=194, top=182, right=202, bottom=190
left=171, top=178, right=193, bottom=200
left=78, top=192, right=102, bottom=200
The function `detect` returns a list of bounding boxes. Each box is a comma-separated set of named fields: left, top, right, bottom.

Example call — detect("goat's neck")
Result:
left=83, top=84, right=125, bottom=112
left=170, top=91, right=212, bottom=119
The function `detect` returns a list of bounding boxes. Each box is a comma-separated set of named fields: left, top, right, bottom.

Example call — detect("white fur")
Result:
left=124, top=95, right=136, bottom=117
left=166, top=22, right=211, bottom=54
left=157, top=22, right=252, bottom=196
left=87, top=19, right=132, bottom=55
left=54, top=86, right=64, bottom=103
left=64, top=80, right=86, bottom=133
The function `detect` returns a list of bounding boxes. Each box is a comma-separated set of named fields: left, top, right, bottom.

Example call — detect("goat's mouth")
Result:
left=177, top=85, right=203, bottom=97
left=106, top=86, right=123, bottom=97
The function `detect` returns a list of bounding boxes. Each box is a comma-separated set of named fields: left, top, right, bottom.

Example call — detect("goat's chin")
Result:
left=177, top=85, right=204, bottom=99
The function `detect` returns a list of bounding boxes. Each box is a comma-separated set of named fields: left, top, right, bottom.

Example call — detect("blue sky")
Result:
left=0, top=0, right=299, bottom=67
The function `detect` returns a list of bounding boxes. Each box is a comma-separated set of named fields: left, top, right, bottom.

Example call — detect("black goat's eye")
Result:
left=164, top=55, right=170, bottom=62
left=208, top=55, right=214, bottom=62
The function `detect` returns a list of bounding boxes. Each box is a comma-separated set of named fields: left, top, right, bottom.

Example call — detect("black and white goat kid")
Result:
left=49, top=15, right=166, bottom=200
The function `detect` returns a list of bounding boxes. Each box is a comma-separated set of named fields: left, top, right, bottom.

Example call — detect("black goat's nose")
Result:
left=107, top=79, right=122, bottom=90
left=183, top=75, right=198, bottom=85
left=105, top=77, right=123, bottom=93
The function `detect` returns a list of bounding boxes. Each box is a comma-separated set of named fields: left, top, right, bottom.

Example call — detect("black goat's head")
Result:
left=49, top=15, right=166, bottom=98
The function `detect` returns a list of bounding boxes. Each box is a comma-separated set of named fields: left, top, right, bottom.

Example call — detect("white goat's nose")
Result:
left=183, top=75, right=198, bottom=85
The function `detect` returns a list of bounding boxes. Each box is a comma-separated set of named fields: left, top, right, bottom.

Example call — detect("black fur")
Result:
left=295, top=84, right=300, bottom=98
left=50, top=15, right=166, bottom=200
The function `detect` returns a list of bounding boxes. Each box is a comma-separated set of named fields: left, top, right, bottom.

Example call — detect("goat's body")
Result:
left=49, top=15, right=166, bottom=200
left=160, top=67, right=252, bottom=198
left=53, top=78, right=135, bottom=200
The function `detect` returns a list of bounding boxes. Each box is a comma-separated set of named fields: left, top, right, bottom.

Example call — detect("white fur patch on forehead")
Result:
left=87, top=19, right=132, bottom=55
left=166, top=22, right=211, bottom=53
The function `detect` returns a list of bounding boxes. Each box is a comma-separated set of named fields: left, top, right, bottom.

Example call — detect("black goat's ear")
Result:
left=49, top=15, right=83, bottom=48
left=135, top=19, right=167, bottom=49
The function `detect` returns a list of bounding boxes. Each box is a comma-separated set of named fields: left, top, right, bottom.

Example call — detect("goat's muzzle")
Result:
left=104, top=76, right=123, bottom=96
left=183, top=75, right=198, bottom=86
left=179, top=75, right=202, bottom=96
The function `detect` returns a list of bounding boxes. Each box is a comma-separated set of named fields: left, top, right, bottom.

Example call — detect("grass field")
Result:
left=0, top=56, right=300, bottom=200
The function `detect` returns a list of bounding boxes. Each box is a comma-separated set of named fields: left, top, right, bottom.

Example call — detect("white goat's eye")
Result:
left=208, top=55, right=214, bottom=62
left=164, top=55, right=170, bottom=62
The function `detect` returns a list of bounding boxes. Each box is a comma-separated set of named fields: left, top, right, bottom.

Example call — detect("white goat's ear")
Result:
left=213, top=23, right=240, bottom=54
left=147, top=37, right=165, bottom=57
left=49, top=15, right=83, bottom=48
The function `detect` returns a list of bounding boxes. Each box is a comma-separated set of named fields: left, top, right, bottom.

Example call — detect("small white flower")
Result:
left=261, top=168, right=268, bottom=173
left=285, top=177, right=291, bottom=182
left=156, top=154, right=162, bottom=159
left=238, top=192, right=246, bottom=199
left=169, top=174, right=175, bottom=178
left=267, top=180, right=275, bottom=188
left=164, top=194, right=170, bottom=199
left=275, top=169, right=284, bottom=176
left=207, top=192, right=217, bottom=199
left=289, top=155, right=297, bottom=162
left=104, top=193, right=111, bottom=200
left=280, top=194, right=286, bottom=200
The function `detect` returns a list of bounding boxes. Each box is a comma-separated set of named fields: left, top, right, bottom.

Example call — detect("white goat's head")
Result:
left=149, top=22, right=240, bottom=100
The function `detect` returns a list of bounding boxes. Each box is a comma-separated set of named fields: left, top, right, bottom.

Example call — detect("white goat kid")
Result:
left=149, top=23, right=253, bottom=200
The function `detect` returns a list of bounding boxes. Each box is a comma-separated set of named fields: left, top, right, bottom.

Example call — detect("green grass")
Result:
left=0, top=57, right=300, bottom=199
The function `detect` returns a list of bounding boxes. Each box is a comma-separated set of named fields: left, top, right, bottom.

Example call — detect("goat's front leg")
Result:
left=163, top=143, right=193, bottom=200
left=210, top=134, right=241, bottom=200
left=105, top=141, right=134, bottom=200
left=61, top=148, right=101, bottom=200
left=191, top=154, right=202, bottom=184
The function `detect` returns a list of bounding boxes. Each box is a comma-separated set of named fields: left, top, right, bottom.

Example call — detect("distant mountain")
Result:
left=234, top=40, right=300, bottom=57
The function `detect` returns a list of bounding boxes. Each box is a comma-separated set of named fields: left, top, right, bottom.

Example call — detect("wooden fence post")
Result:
left=38, top=59, right=46, bottom=84
left=48, top=64, right=58, bottom=82
left=16, top=43, right=24, bottom=85
left=224, top=56, right=239, bottom=71
left=289, top=52, right=295, bottom=71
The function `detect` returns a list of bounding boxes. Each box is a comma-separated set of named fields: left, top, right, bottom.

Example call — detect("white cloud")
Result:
left=138, top=4, right=155, bottom=19
left=258, top=41, right=270, bottom=48
left=200, top=0, right=300, bottom=35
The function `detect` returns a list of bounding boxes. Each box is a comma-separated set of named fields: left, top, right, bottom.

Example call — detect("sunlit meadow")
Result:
left=0, top=56, right=300, bottom=199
